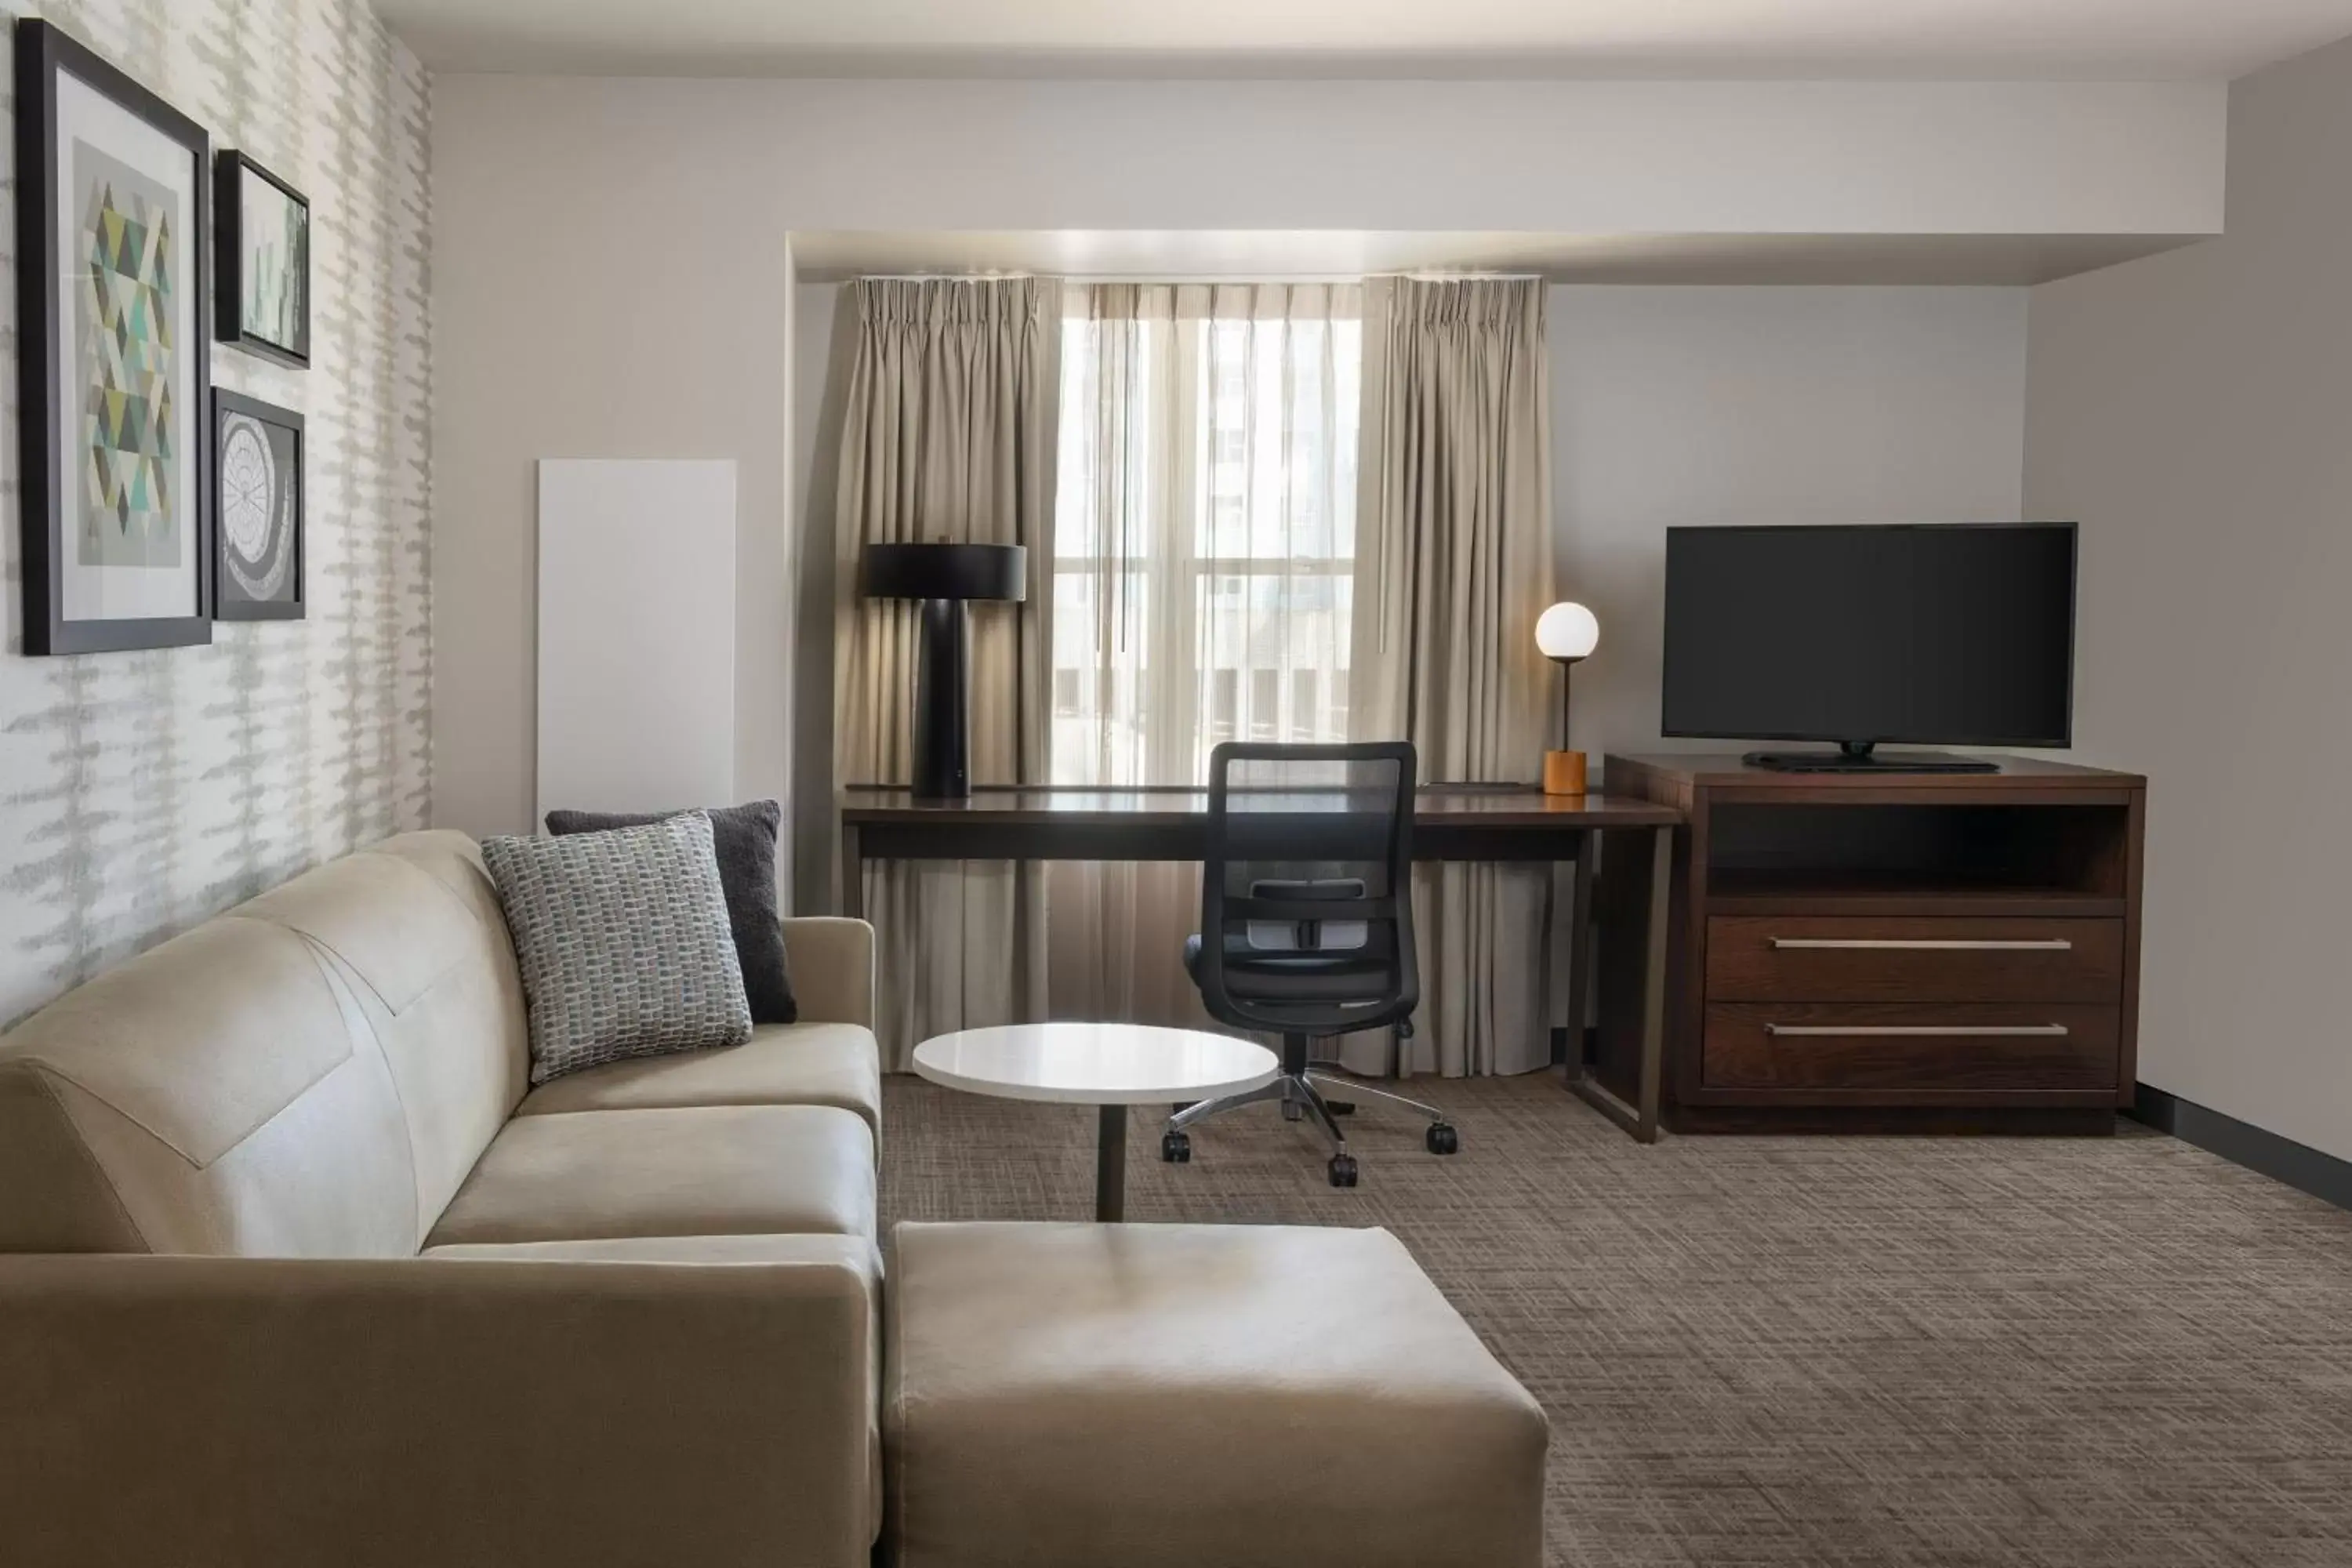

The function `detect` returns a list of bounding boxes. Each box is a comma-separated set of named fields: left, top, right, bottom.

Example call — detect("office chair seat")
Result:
left=1181, top=934, right=1392, bottom=1001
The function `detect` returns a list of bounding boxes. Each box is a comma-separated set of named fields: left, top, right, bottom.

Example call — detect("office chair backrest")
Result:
left=1196, top=742, right=1418, bottom=1036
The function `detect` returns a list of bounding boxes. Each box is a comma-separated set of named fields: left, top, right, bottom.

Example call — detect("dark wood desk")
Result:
left=839, top=786, right=1684, bottom=1141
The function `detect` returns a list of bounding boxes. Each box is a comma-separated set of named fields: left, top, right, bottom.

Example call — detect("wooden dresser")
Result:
left=1596, top=753, right=2145, bottom=1134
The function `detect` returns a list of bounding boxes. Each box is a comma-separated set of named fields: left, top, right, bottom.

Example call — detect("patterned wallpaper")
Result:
left=0, top=0, right=430, bottom=1025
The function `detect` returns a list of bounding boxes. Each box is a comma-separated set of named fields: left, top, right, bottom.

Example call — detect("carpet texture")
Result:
left=880, top=1073, right=2352, bottom=1566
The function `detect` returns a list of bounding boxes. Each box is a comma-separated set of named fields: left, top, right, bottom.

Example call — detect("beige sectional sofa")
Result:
left=0, top=830, right=887, bottom=1567
left=0, top=829, right=1548, bottom=1568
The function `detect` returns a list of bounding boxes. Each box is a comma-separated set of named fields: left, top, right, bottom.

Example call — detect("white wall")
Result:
left=2024, top=36, right=2352, bottom=1163
left=1555, top=288, right=2030, bottom=760
left=790, top=281, right=850, bottom=909
left=431, top=119, right=797, bottom=844
left=432, top=72, right=2218, bottom=851
left=437, top=76, right=2223, bottom=238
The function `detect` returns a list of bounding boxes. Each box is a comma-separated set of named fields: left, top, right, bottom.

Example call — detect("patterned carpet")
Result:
left=880, top=1073, right=2352, bottom=1567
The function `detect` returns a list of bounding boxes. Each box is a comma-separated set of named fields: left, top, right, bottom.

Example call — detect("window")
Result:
left=1210, top=669, right=1238, bottom=742
left=1249, top=669, right=1279, bottom=741
left=1290, top=669, right=1319, bottom=741
left=1051, top=282, right=1362, bottom=786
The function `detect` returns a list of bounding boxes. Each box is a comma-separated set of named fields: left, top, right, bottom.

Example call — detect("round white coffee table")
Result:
left=913, top=1022, right=1279, bottom=1221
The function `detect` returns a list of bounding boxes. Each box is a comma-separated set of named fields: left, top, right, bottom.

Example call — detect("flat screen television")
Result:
left=1661, top=522, right=2077, bottom=772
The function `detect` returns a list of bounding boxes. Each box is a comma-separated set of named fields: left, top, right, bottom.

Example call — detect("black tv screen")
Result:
left=1661, top=523, right=2077, bottom=749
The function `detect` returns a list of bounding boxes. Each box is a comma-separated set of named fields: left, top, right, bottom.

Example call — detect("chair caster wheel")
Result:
left=1324, top=1098, right=1356, bottom=1116
left=1425, top=1122, right=1461, bottom=1156
left=1327, top=1153, right=1359, bottom=1189
left=1160, top=1131, right=1192, bottom=1163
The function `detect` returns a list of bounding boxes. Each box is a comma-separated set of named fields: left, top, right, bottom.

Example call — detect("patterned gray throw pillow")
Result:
left=481, top=812, right=753, bottom=1085
left=544, top=800, right=796, bottom=1025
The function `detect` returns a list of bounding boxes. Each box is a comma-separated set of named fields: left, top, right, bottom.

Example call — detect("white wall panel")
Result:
left=535, top=459, right=738, bottom=822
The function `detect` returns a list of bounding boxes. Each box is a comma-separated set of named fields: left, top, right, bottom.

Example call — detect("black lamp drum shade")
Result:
left=861, top=543, right=1026, bottom=603
left=858, top=542, right=1029, bottom=800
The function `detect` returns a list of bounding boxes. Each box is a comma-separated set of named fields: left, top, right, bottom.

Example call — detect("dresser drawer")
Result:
left=1705, top=916, right=2124, bottom=1004
left=1703, top=1003, right=2120, bottom=1092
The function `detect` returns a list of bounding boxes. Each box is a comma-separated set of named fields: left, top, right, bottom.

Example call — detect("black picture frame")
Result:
left=210, top=390, right=305, bottom=622
left=214, top=150, right=309, bottom=368
left=13, top=20, right=212, bottom=655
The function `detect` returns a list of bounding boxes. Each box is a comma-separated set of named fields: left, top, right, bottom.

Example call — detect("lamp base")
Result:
left=1542, top=750, right=1588, bottom=797
left=911, top=597, right=971, bottom=799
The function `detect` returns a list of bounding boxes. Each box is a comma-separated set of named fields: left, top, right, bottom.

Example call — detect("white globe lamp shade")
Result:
left=1535, top=602, right=1599, bottom=662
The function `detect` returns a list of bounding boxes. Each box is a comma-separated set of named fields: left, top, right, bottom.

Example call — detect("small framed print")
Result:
left=211, top=390, right=303, bottom=620
left=215, top=149, right=309, bottom=368
left=13, top=20, right=212, bottom=655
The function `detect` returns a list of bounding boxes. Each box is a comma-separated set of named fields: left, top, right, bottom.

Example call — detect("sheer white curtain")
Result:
left=1046, top=282, right=1363, bottom=1024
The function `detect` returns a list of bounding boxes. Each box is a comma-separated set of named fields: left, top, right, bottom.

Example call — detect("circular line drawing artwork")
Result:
left=219, top=412, right=292, bottom=601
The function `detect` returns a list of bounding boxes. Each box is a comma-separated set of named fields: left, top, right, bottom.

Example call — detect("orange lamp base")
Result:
left=1542, top=750, right=1588, bottom=797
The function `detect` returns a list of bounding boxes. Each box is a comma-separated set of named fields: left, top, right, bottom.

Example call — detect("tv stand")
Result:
left=1597, top=753, right=2147, bottom=1135
left=1744, top=742, right=1997, bottom=775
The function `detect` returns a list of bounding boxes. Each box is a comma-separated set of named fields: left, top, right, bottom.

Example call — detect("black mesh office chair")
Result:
left=1165, top=742, right=1457, bottom=1189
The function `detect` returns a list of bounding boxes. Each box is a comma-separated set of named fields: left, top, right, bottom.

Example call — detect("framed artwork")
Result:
left=211, top=390, right=303, bottom=621
left=214, top=150, right=308, bottom=367
left=13, top=20, right=212, bottom=656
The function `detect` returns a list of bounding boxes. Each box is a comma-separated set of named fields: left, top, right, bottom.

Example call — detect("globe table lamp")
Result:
left=861, top=542, right=1028, bottom=800
left=1535, top=601, right=1599, bottom=796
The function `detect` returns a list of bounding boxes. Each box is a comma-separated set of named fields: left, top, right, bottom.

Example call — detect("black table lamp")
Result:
left=861, top=542, right=1029, bottom=800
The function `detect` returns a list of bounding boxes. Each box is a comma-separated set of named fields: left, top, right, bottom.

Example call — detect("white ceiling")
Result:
left=380, top=0, right=2352, bottom=79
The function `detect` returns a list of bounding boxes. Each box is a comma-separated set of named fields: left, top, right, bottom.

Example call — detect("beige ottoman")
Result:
left=884, top=1221, right=1548, bottom=1568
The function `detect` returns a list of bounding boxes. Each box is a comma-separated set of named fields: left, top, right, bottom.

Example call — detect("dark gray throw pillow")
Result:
left=483, top=813, right=753, bottom=1085
left=545, top=799, right=797, bottom=1025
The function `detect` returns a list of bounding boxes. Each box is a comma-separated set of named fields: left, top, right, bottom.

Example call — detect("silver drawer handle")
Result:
left=1764, top=1023, right=2071, bottom=1038
left=1768, top=938, right=2073, bottom=952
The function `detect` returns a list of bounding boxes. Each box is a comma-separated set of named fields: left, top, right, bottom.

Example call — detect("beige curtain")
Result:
left=834, top=278, right=1060, bottom=1068
left=1045, top=282, right=1363, bottom=1028
left=1348, top=276, right=1557, bottom=1077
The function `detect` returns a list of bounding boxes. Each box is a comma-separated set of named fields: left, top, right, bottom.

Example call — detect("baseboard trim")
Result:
left=2130, top=1083, right=2352, bottom=1214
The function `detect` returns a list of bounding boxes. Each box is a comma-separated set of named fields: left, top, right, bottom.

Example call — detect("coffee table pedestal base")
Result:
left=1094, top=1105, right=1127, bottom=1221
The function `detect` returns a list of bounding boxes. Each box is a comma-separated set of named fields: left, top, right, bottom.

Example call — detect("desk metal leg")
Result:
left=838, top=822, right=862, bottom=920
left=1570, top=824, right=1671, bottom=1145
left=1095, top=1105, right=1127, bottom=1222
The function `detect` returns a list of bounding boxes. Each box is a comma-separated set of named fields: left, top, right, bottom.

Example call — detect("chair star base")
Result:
left=1164, top=1040, right=1458, bottom=1187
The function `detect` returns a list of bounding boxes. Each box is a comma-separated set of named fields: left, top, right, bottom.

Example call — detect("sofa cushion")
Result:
left=426, top=1105, right=875, bottom=1249
left=884, top=1221, right=1549, bottom=1568
left=0, top=831, right=541, bottom=1260
left=0, top=915, right=419, bottom=1258
left=238, top=832, right=530, bottom=1237
left=516, top=1022, right=882, bottom=1138
left=481, top=813, right=753, bottom=1086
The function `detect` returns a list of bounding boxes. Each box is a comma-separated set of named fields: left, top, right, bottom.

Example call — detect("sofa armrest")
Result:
left=782, top=916, right=876, bottom=1029
left=0, top=1238, right=879, bottom=1568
